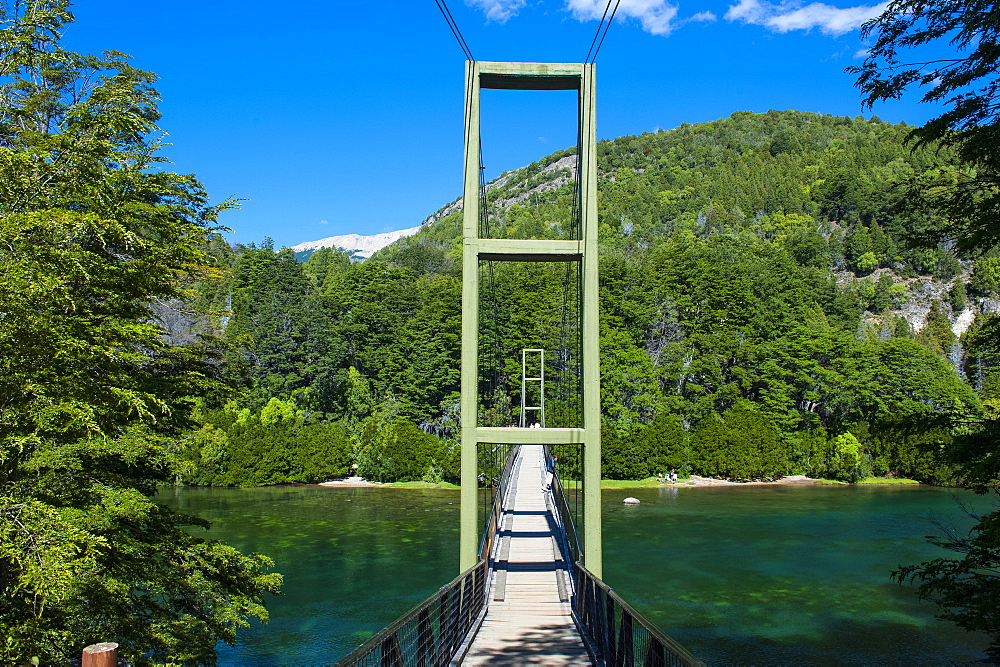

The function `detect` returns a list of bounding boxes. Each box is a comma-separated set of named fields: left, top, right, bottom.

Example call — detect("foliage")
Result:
left=828, top=433, right=871, bottom=482
left=690, top=404, right=790, bottom=481
left=893, top=499, right=1000, bottom=660
left=182, top=110, right=990, bottom=487
left=850, top=0, right=1000, bottom=253
left=0, top=3, right=279, bottom=663
left=851, top=1, right=1000, bottom=656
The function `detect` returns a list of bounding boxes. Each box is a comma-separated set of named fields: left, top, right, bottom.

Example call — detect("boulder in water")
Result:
left=623, top=497, right=640, bottom=505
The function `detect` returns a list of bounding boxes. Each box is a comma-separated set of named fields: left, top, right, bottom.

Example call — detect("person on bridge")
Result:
left=544, top=454, right=558, bottom=491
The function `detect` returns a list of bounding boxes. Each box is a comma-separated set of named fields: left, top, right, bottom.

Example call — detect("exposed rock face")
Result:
left=423, top=153, right=579, bottom=225
left=952, top=308, right=977, bottom=337
left=842, top=267, right=982, bottom=337
left=897, top=278, right=950, bottom=332
left=151, top=298, right=216, bottom=346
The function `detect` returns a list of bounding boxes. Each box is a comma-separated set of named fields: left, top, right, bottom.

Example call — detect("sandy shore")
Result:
left=317, top=474, right=824, bottom=488
left=318, top=476, right=379, bottom=487
left=677, top=474, right=821, bottom=487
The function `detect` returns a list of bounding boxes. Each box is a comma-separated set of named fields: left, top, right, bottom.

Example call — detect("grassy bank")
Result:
left=383, top=480, right=461, bottom=489
left=817, top=477, right=920, bottom=485
left=378, top=477, right=920, bottom=489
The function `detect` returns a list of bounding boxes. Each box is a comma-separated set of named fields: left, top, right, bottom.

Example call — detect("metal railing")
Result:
left=546, top=447, right=581, bottom=569
left=572, top=562, right=704, bottom=667
left=544, top=447, right=702, bottom=667
left=339, top=443, right=702, bottom=666
left=336, top=561, right=487, bottom=666
left=337, top=446, right=520, bottom=666
left=478, top=444, right=519, bottom=564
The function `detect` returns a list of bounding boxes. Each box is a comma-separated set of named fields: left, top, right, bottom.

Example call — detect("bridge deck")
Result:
left=462, top=445, right=592, bottom=665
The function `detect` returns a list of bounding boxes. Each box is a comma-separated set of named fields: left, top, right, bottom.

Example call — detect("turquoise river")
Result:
left=158, top=483, right=995, bottom=664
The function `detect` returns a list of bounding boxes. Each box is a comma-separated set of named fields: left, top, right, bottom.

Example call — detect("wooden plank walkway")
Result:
left=461, top=445, right=592, bottom=666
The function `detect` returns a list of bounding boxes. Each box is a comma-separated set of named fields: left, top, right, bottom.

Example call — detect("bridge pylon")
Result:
left=459, top=61, right=602, bottom=577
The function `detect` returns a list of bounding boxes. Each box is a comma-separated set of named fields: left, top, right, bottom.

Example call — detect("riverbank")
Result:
left=598, top=475, right=921, bottom=488
left=318, top=477, right=461, bottom=489
left=318, top=475, right=920, bottom=489
left=590, top=475, right=821, bottom=489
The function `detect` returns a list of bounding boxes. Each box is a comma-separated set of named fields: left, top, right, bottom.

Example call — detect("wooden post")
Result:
left=81, top=643, right=118, bottom=667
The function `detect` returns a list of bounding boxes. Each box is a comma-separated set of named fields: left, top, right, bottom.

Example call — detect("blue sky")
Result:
left=62, top=0, right=946, bottom=249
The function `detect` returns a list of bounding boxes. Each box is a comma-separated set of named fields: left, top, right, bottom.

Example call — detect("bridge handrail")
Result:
left=335, top=560, right=487, bottom=667
left=573, top=562, right=704, bottom=667
left=478, top=444, right=519, bottom=562
left=545, top=445, right=581, bottom=568
left=543, top=446, right=702, bottom=667
left=336, top=445, right=520, bottom=666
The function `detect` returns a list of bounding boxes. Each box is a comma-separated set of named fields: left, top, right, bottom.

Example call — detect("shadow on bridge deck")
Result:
left=460, top=444, right=592, bottom=666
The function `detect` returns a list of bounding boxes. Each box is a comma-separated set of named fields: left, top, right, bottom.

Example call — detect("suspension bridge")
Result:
left=336, top=55, right=704, bottom=666
left=338, top=441, right=701, bottom=666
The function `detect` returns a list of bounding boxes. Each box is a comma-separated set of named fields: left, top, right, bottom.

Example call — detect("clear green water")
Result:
left=158, top=484, right=994, bottom=664
left=158, top=485, right=461, bottom=664
left=602, top=485, right=993, bottom=664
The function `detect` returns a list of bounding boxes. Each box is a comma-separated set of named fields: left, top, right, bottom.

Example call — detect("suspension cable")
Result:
left=434, top=0, right=475, bottom=61
left=584, top=0, right=623, bottom=64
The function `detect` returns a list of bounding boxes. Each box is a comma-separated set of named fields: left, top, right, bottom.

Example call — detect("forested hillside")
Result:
left=179, top=110, right=998, bottom=486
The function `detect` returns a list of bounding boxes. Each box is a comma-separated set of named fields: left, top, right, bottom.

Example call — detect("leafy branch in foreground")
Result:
left=851, top=2, right=1000, bottom=655
left=849, top=0, right=1000, bottom=252
left=892, top=501, right=1000, bottom=659
left=0, top=1, right=279, bottom=663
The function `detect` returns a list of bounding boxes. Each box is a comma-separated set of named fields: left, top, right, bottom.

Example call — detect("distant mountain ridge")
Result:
left=290, top=226, right=422, bottom=261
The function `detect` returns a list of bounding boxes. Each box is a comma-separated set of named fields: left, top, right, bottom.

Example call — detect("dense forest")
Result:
left=6, top=0, right=997, bottom=661
left=176, top=110, right=997, bottom=487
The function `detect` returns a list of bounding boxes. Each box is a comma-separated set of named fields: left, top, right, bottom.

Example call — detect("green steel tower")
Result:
left=459, top=61, right=602, bottom=577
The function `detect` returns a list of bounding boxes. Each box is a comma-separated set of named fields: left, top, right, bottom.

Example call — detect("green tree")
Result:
left=691, top=404, right=790, bottom=481
left=851, top=0, right=1000, bottom=253
left=917, top=301, right=957, bottom=355
left=828, top=432, right=871, bottom=482
left=872, top=273, right=894, bottom=311
left=0, top=3, right=279, bottom=663
left=949, top=279, right=968, bottom=311
left=969, top=256, right=1000, bottom=296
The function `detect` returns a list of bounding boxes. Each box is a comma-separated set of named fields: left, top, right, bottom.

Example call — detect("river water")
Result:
left=158, top=483, right=994, bottom=664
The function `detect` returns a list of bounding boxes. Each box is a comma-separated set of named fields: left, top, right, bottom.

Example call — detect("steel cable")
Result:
left=434, top=0, right=475, bottom=61
left=585, top=0, right=623, bottom=64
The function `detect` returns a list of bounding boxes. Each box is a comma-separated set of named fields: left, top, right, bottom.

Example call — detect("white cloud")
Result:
left=565, top=0, right=684, bottom=36
left=725, top=0, right=887, bottom=36
left=853, top=47, right=869, bottom=58
left=688, top=10, right=718, bottom=22
left=467, top=0, right=713, bottom=36
left=466, top=0, right=527, bottom=23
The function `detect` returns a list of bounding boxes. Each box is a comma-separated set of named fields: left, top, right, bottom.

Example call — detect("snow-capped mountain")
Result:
left=290, top=225, right=422, bottom=260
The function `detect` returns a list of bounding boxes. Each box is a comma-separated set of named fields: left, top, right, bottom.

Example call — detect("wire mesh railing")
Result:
left=572, top=562, right=704, bottom=667
left=543, top=444, right=702, bottom=667
left=545, top=446, right=581, bottom=568
left=337, top=446, right=520, bottom=666
left=339, top=443, right=701, bottom=666
left=335, top=561, right=487, bottom=667
left=478, top=444, right=518, bottom=562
